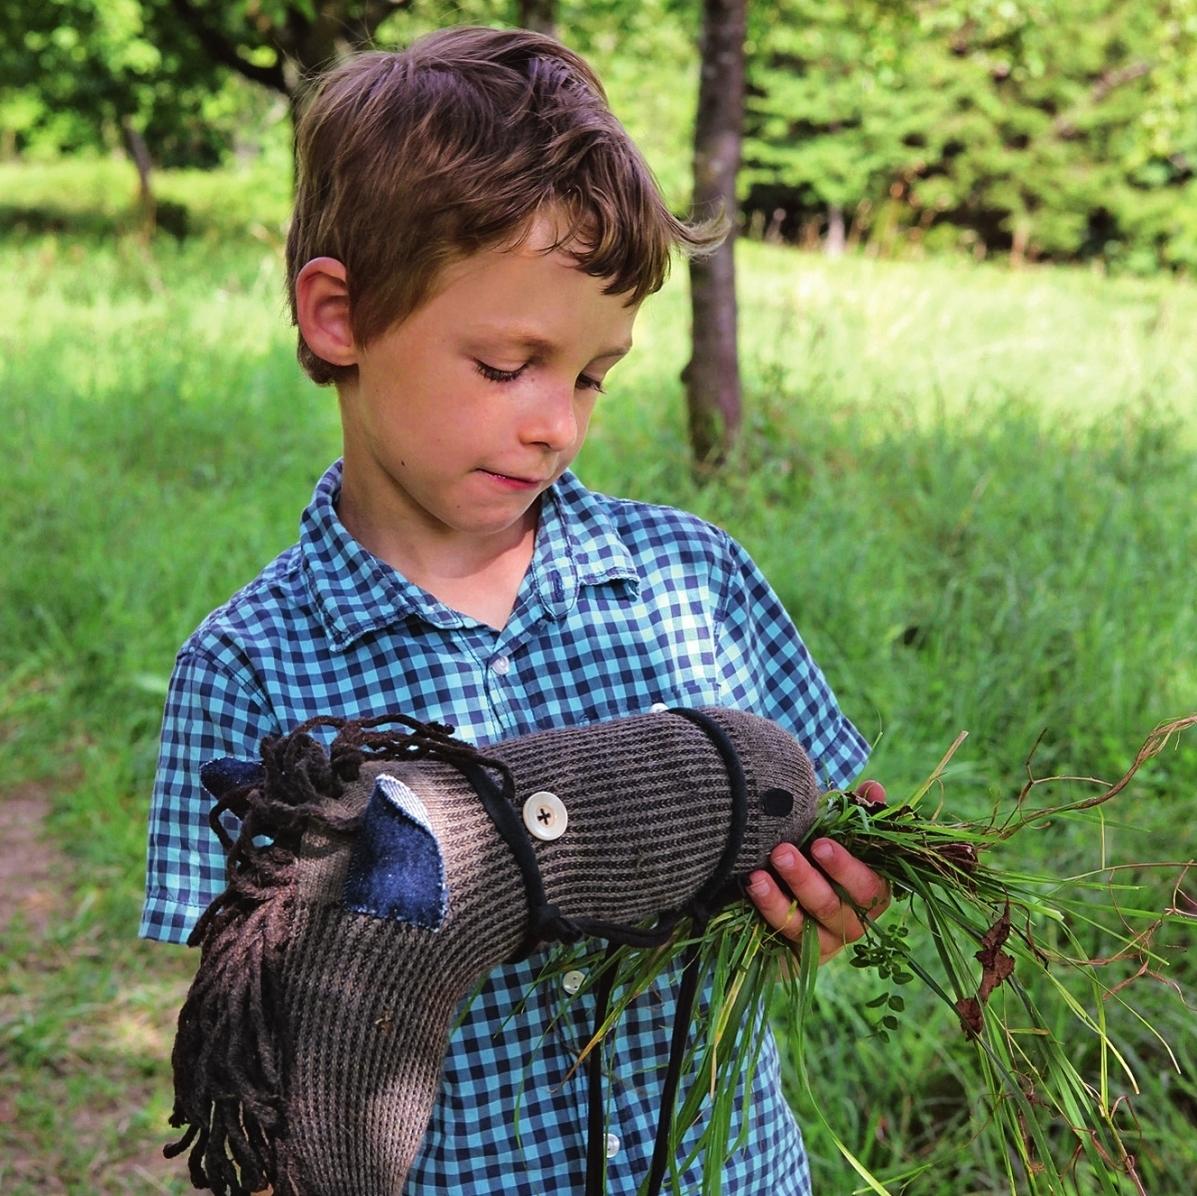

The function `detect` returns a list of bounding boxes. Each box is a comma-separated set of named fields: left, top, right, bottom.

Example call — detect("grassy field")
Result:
left=2, top=163, right=1195, bottom=1193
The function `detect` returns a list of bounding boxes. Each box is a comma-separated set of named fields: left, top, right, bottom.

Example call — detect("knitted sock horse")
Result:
left=166, top=705, right=821, bottom=1195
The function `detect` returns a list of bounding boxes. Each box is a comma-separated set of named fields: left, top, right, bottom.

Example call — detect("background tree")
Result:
left=0, top=2, right=418, bottom=176
left=741, top=0, right=920, bottom=253
left=741, top=0, right=1197, bottom=271
left=0, top=0, right=249, bottom=230
left=683, top=0, right=745, bottom=472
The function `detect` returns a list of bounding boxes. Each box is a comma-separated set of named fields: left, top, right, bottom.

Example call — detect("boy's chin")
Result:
left=443, top=494, right=544, bottom=538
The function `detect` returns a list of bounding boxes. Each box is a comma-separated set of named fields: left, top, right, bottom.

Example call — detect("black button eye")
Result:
left=760, top=788, right=793, bottom=817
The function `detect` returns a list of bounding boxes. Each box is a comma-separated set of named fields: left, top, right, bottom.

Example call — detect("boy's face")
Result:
left=336, top=212, right=639, bottom=562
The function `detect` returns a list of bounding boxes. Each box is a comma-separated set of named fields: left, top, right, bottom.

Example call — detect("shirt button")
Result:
left=650, top=702, right=669, bottom=714
left=491, top=655, right=511, bottom=675
left=522, top=791, right=568, bottom=841
left=605, top=1133, right=620, bottom=1159
left=563, top=969, right=586, bottom=995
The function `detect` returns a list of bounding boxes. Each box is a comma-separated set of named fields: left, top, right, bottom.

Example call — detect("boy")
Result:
left=143, top=25, right=888, bottom=1194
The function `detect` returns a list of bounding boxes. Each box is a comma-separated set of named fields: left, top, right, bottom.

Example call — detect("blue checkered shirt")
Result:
left=143, top=460, right=869, bottom=1194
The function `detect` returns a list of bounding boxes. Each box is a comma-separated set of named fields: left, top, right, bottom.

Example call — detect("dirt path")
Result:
left=0, top=782, right=67, bottom=937
left=0, top=781, right=194, bottom=1194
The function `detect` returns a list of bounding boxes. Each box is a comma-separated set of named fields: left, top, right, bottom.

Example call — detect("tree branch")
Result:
left=1053, top=61, right=1152, bottom=138
left=1090, top=60, right=1152, bottom=105
left=168, top=0, right=290, bottom=95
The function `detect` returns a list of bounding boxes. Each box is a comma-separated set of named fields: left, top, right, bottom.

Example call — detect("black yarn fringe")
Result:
left=164, top=714, right=507, bottom=1194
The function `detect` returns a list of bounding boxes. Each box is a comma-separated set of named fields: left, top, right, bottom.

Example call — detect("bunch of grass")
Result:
left=544, top=715, right=1196, bottom=1195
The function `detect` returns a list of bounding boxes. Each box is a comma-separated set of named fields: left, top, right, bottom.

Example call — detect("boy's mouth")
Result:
left=478, top=468, right=544, bottom=490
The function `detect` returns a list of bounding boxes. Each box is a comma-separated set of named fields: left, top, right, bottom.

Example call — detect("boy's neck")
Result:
left=336, top=490, right=537, bottom=631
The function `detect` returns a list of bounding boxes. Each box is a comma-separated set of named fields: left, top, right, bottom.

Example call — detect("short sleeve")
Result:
left=140, top=647, right=278, bottom=943
left=714, top=533, right=869, bottom=790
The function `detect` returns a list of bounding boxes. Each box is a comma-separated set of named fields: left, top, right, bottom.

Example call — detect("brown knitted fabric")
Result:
left=168, top=706, right=819, bottom=1195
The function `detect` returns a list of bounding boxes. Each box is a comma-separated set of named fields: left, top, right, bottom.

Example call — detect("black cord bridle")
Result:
left=460, top=706, right=752, bottom=1196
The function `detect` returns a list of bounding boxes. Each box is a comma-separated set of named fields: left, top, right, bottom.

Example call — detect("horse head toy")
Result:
left=166, top=705, right=821, bottom=1195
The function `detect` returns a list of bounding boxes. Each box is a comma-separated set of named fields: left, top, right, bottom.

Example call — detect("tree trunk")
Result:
left=1010, top=218, right=1031, bottom=268
left=517, top=0, right=558, bottom=37
left=683, top=0, right=746, bottom=474
left=825, top=203, right=845, bottom=256
left=120, top=117, right=155, bottom=240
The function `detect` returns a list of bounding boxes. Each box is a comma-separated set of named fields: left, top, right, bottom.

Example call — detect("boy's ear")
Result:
left=295, top=257, right=358, bottom=368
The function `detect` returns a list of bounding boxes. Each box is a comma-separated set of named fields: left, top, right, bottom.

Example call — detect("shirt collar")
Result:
left=299, top=461, right=459, bottom=647
left=299, top=462, right=640, bottom=648
left=526, top=471, right=640, bottom=622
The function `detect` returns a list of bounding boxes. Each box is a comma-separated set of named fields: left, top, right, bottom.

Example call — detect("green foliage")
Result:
left=744, top=0, right=1197, bottom=271
left=0, top=0, right=268, bottom=165
left=0, top=0, right=418, bottom=166
left=6, top=0, right=1197, bottom=274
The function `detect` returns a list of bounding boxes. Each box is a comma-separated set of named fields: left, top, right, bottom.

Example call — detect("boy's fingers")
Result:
left=746, top=871, right=804, bottom=935
left=808, top=839, right=890, bottom=919
left=855, top=778, right=887, bottom=805
left=745, top=869, right=857, bottom=965
left=777, top=842, right=870, bottom=943
left=748, top=845, right=863, bottom=945
left=747, top=839, right=892, bottom=965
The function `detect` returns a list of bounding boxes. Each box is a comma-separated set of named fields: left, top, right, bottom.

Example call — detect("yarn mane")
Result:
left=165, top=714, right=507, bottom=1195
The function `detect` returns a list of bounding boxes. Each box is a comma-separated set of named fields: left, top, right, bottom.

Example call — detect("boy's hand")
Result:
left=746, top=780, right=890, bottom=966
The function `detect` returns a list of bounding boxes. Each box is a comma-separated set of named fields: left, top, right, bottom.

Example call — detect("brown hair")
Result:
left=285, top=25, right=727, bottom=385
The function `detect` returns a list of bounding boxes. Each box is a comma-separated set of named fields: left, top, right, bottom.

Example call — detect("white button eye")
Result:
left=563, top=969, right=586, bottom=995
left=649, top=702, right=669, bottom=713
left=522, top=790, right=568, bottom=841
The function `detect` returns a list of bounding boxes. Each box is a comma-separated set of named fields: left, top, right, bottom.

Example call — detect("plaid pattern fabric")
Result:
left=143, top=460, right=869, bottom=1194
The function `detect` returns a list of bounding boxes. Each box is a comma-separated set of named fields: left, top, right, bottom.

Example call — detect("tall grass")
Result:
left=1, top=173, right=1194, bottom=1192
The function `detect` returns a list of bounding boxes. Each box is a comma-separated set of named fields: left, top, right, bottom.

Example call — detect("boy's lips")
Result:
left=478, top=468, right=547, bottom=489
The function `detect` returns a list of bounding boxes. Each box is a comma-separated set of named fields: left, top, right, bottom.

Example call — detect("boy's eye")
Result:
left=475, top=360, right=606, bottom=395
left=475, top=361, right=526, bottom=384
left=577, top=374, right=606, bottom=395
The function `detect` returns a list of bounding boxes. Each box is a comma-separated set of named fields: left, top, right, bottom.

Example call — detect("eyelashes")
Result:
left=475, top=361, right=524, bottom=384
left=474, top=360, right=606, bottom=394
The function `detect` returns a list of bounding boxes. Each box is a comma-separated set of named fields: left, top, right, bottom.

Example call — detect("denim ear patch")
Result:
left=342, top=774, right=448, bottom=930
left=200, top=757, right=265, bottom=799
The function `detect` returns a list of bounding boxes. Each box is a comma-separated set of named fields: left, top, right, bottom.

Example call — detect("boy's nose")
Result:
left=520, top=385, right=580, bottom=452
